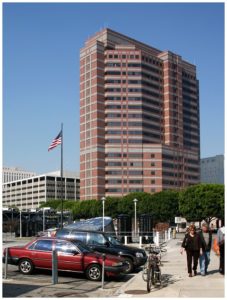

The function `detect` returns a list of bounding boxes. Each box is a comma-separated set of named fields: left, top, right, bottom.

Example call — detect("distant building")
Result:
left=200, top=155, right=224, bottom=184
left=2, top=171, right=80, bottom=210
left=3, top=167, right=36, bottom=183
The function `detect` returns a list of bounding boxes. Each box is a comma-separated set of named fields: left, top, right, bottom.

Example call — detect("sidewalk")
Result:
left=114, top=238, right=225, bottom=298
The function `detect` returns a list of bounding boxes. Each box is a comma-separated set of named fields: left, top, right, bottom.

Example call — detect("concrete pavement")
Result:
left=114, top=237, right=225, bottom=298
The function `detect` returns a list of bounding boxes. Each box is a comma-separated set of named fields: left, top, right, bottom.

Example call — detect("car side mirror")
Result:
left=105, top=241, right=110, bottom=247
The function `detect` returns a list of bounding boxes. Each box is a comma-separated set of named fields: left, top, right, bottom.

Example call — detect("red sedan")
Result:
left=3, top=237, right=127, bottom=281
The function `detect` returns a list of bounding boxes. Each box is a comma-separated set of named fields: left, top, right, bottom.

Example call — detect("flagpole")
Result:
left=61, top=123, right=63, bottom=229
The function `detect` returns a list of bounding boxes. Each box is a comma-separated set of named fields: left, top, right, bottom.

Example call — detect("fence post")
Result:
left=52, top=249, right=58, bottom=284
left=124, top=236, right=127, bottom=245
left=4, top=248, right=8, bottom=279
left=101, top=254, right=106, bottom=289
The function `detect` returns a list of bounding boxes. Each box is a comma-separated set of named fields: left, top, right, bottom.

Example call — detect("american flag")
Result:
left=48, top=131, right=62, bottom=151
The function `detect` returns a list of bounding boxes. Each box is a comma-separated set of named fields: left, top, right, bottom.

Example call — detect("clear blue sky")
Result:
left=3, top=2, right=224, bottom=174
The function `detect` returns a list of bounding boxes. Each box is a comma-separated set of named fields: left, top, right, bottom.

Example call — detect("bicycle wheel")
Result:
left=147, top=267, right=152, bottom=292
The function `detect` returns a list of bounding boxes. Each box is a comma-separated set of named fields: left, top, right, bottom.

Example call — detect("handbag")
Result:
left=212, top=237, right=220, bottom=256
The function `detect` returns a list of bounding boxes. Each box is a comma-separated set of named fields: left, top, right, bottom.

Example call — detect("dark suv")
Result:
left=55, top=229, right=147, bottom=273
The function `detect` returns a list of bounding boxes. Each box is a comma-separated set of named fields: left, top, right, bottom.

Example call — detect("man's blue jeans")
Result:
left=200, top=250, right=210, bottom=275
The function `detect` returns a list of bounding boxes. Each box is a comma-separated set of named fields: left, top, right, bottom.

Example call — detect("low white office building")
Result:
left=3, top=167, right=36, bottom=183
left=2, top=171, right=80, bottom=210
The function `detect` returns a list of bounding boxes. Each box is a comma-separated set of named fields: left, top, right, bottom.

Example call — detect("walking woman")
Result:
left=180, top=224, right=202, bottom=277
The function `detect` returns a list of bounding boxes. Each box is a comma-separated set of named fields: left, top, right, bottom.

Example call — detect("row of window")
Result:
left=182, top=86, right=198, bottom=96
left=184, top=125, right=199, bottom=134
left=106, top=113, right=160, bottom=123
left=105, top=87, right=161, bottom=98
left=106, top=54, right=140, bottom=60
left=182, top=71, right=196, bottom=81
left=105, top=79, right=161, bottom=90
left=105, top=104, right=161, bottom=115
left=105, top=96, right=161, bottom=107
left=106, top=179, right=144, bottom=184
left=182, top=79, right=197, bottom=89
left=105, top=62, right=161, bottom=74
left=106, top=121, right=160, bottom=131
left=183, top=109, right=198, bottom=119
left=106, top=153, right=155, bottom=158
left=183, top=140, right=199, bottom=148
left=105, top=71, right=161, bottom=82
left=106, top=188, right=144, bottom=193
left=106, top=136, right=161, bottom=144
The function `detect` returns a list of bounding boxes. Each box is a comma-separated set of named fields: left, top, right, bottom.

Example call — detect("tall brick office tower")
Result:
left=80, top=29, right=200, bottom=200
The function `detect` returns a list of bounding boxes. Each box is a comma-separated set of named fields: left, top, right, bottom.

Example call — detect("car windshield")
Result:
left=71, top=240, right=93, bottom=253
left=106, top=235, right=122, bottom=245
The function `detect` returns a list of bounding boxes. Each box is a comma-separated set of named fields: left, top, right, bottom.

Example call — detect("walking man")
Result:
left=217, top=222, right=225, bottom=275
left=199, top=223, right=212, bottom=276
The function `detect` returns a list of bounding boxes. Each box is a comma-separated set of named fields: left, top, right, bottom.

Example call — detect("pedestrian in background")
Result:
left=180, top=224, right=202, bottom=277
left=217, top=222, right=225, bottom=275
left=199, top=223, right=212, bottom=275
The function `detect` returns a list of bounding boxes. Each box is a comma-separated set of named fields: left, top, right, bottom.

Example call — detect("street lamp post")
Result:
left=133, top=199, right=138, bottom=237
left=101, top=197, right=106, bottom=232
left=43, top=207, right=51, bottom=232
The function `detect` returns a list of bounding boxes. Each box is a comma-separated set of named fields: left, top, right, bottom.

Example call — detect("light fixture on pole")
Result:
left=133, top=199, right=138, bottom=237
left=101, top=197, right=106, bottom=232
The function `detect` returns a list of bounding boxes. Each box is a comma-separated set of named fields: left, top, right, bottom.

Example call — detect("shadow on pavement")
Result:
left=3, top=282, right=42, bottom=297
left=161, top=273, right=182, bottom=287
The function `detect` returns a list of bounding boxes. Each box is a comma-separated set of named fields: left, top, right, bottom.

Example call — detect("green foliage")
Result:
left=38, top=184, right=224, bottom=224
left=179, top=184, right=224, bottom=223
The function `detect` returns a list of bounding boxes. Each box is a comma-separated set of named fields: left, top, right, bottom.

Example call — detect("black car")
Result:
left=55, top=229, right=147, bottom=273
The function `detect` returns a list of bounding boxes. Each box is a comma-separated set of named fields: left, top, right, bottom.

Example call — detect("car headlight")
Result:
left=112, top=262, right=123, bottom=267
left=136, top=252, right=144, bottom=258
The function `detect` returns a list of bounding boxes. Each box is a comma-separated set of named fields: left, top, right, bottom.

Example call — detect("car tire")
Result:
left=18, top=258, right=34, bottom=275
left=85, top=264, right=102, bottom=281
left=123, top=257, right=134, bottom=274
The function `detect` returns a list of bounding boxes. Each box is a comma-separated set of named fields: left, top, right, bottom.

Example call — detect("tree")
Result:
left=138, top=190, right=180, bottom=223
left=179, top=184, right=224, bottom=224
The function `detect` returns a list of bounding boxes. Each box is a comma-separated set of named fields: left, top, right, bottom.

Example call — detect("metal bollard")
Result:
left=101, top=254, right=106, bottom=289
left=168, top=228, right=171, bottom=240
left=173, top=228, right=176, bottom=239
left=156, top=232, right=160, bottom=246
left=4, top=248, right=8, bottom=279
left=124, top=236, right=127, bottom=245
left=139, top=236, right=142, bottom=248
left=52, top=249, right=58, bottom=284
left=165, top=230, right=167, bottom=241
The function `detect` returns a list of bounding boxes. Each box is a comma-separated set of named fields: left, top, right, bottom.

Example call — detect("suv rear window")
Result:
left=87, top=232, right=106, bottom=245
left=70, top=231, right=87, bottom=243
left=56, top=229, right=71, bottom=238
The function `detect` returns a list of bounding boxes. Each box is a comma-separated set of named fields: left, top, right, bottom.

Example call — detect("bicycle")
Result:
left=142, top=242, right=167, bottom=292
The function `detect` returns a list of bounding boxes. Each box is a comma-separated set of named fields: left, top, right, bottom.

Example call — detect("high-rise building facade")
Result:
left=80, top=29, right=200, bottom=200
left=200, top=155, right=224, bottom=184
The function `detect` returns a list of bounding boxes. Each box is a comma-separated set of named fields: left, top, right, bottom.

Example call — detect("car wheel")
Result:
left=86, top=264, right=102, bottom=281
left=18, top=258, right=34, bottom=275
left=123, top=258, right=134, bottom=273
